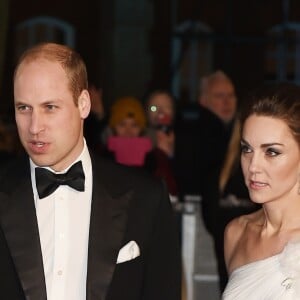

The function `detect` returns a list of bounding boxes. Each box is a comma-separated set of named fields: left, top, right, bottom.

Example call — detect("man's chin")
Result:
left=29, top=154, right=53, bottom=168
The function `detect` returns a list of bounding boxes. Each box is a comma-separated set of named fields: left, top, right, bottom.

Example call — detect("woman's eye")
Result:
left=240, top=144, right=251, bottom=153
left=266, top=148, right=280, bottom=157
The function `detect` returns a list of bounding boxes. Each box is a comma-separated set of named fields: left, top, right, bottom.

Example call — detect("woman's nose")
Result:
left=248, top=154, right=261, bottom=174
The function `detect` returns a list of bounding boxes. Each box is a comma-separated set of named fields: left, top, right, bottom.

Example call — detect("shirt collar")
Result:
left=30, top=139, right=92, bottom=203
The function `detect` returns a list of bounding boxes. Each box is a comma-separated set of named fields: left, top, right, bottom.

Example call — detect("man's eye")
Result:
left=46, top=105, right=57, bottom=110
left=16, top=105, right=30, bottom=111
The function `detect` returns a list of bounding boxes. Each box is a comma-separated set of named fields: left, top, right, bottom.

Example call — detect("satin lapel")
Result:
left=0, top=169, right=46, bottom=300
left=86, top=165, right=132, bottom=300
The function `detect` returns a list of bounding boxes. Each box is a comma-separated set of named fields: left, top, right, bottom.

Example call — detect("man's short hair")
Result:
left=14, top=42, right=88, bottom=105
left=199, top=70, right=233, bottom=96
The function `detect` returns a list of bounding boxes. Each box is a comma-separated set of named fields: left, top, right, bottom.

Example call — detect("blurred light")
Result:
left=150, top=105, right=157, bottom=112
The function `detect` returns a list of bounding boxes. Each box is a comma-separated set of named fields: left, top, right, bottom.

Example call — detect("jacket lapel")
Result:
left=0, top=161, right=47, bottom=300
left=86, top=159, right=132, bottom=300
left=0, top=155, right=132, bottom=300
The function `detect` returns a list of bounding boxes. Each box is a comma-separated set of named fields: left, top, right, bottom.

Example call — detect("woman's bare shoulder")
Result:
left=224, top=209, right=263, bottom=273
left=225, top=211, right=260, bottom=241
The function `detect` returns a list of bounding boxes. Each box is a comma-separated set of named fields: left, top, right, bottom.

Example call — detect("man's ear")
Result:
left=78, top=89, right=91, bottom=119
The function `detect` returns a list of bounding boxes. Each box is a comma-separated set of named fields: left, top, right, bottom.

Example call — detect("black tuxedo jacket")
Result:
left=0, top=154, right=181, bottom=300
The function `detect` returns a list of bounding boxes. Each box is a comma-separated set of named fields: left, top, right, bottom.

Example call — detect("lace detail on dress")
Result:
left=279, top=241, right=300, bottom=295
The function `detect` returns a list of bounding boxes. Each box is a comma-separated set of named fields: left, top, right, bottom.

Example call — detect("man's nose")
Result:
left=223, top=94, right=235, bottom=104
left=29, top=112, right=44, bottom=135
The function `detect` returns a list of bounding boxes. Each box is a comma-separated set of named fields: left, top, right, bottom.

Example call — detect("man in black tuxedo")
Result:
left=0, top=42, right=181, bottom=300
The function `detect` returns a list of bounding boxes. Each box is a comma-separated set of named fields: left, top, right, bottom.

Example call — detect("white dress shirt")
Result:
left=30, top=141, right=93, bottom=300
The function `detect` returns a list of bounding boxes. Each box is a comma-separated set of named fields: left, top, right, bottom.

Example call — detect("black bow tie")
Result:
left=35, top=161, right=85, bottom=199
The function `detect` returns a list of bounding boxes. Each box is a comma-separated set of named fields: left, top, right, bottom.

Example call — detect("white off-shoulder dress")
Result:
left=223, top=242, right=300, bottom=300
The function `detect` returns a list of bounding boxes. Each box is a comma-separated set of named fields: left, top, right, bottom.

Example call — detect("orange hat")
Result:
left=109, top=97, right=147, bottom=130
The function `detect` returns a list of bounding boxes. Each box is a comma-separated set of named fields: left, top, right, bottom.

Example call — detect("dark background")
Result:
left=1, top=0, right=300, bottom=115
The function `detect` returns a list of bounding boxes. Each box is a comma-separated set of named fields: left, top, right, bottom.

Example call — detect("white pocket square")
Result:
left=117, top=240, right=140, bottom=264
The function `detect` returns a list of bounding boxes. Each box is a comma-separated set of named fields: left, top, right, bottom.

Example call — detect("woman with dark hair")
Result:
left=223, top=83, right=300, bottom=299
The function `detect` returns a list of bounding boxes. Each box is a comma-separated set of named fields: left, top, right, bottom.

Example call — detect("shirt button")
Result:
left=57, top=270, right=63, bottom=276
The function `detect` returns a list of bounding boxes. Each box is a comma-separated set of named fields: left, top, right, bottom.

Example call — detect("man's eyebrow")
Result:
left=14, top=100, right=28, bottom=106
left=15, top=99, right=61, bottom=105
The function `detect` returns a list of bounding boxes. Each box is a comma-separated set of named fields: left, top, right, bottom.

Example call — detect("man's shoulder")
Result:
left=0, top=156, right=29, bottom=197
left=0, top=155, right=29, bottom=186
left=90, top=154, right=167, bottom=213
left=91, top=153, right=162, bottom=190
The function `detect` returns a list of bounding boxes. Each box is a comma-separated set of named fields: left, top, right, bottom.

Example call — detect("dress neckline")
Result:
left=231, top=240, right=300, bottom=275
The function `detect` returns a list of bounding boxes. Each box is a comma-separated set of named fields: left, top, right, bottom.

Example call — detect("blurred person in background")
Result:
left=109, top=96, right=147, bottom=138
left=176, top=70, right=237, bottom=234
left=145, top=89, right=175, bottom=148
left=105, top=96, right=152, bottom=167
left=144, top=90, right=179, bottom=200
left=199, top=70, right=236, bottom=124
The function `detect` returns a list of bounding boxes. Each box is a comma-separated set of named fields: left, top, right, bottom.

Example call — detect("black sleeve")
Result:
left=142, top=181, right=182, bottom=300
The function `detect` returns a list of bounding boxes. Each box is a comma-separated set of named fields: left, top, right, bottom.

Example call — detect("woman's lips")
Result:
left=249, top=180, right=268, bottom=190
